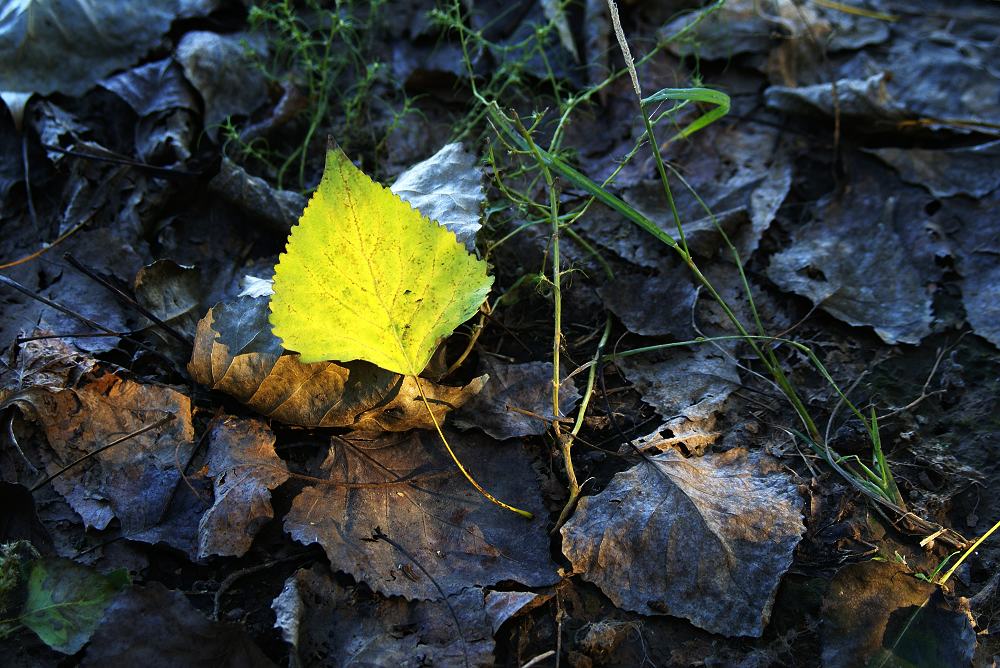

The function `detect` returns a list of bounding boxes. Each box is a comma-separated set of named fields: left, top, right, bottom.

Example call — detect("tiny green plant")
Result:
left=268, top=141, right=532, bottom=518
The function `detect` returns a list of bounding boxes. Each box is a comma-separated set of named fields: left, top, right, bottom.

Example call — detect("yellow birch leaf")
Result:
left=269, top=144, right=493, bottom=375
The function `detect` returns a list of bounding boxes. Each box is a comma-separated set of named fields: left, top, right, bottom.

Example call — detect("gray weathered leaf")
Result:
left=4, top=375, right=194, bottom=532
left=616, top=347, right=740, bottom=422
left=767, top=155, right=939, bottom=344
left=197, top=417, right=289, bottom=559
left=391, top=142, right=484, bottom=252
left=765, top=73, right=905, bottom=125
left=561, top=448, right=804, bottom=637
left=821, top=561, right=976, bottom=668
left=284, top=430, right=557, bottom=600
left=273, top=564, right=494, bottom=667
left=189, top=295, right=485, bottom=431
left=867, top=141, right=1000, bottom=199
left=0, top=0, right=218, bottom=96
left=175, top=31, right=268, bottom=137
left=451, top=361, right=580, bottom=439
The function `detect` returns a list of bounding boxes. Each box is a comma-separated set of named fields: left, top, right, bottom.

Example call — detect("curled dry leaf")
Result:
left=188, top=294, right=485, bottom=431
left=273, top=564, right=494, bottom=667
left=4, top=374, right=194, bottom=532
left=197, top=417, right=289, bottom=559
left=283, top=430, right=557, bottom=600
left=561, top=448, right=804, bottom=637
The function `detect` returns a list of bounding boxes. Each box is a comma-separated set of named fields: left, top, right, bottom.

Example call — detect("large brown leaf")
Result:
left=560, top=448, right=804, bottom=637
left=283, top=430, right=557, bottom=600
left=188, top=295, right=484, bottom=431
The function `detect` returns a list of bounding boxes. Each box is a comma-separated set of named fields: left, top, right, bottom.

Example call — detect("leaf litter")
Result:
left=1, top=0, right=998, bottom=664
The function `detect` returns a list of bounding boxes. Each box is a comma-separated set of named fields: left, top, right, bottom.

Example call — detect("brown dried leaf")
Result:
left=197, top=417, right=289, bottom=558
left=283, top=430, right=557, bottom=600
left=561, top=448, right=804, bottom=637
left=5, top=374, right=194, bottom=532
left=188, top=295, right=484, bottom=431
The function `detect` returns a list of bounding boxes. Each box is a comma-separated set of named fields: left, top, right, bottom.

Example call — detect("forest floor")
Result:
left=1, top=0, right=999, bottom=666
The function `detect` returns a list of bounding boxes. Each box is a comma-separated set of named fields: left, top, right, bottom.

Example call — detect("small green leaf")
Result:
left=269, top=145, right=493, bottom=376
left=19, top=557, right=129, bottom=654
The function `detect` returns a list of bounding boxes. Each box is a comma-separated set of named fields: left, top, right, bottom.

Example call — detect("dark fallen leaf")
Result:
left=821, top=560, right=976, bottom=668
left=283, top=430, right=557, bottom=600
left=98, top=59, right=198, bottom=118
left=175, top=31, right=268, bottom=139
left=451, top=361, right=580, bottom=439
left=867, top=141, right=1000, bottom=199
left=272, top=564, right=494, bottom=667
left=82, top=583, right=274, bottom=667
left=616, top=346, right=740, bottom=422
left=188, top=295, right=484, bottom=431
left=0, top=228, right=148, bottom=355
left=765, top=73, right=906, bottom=127
left=197, top=417, right=289, bottom=559
left=767, top=154, right=943, bottom=344
left=0, top=0, right=218, bottom=97
left=390, top=142, right=485, bottom=252
left=0, top=98, right=23, bottom=199
left=597, top=269, right=697, bottom=339
left=5, top=374, right=194, bottom=531
left=132, top=259, right=203, bottom=345
left=955, top=191, right=1000, bottom=348
left=561, top=448, right=804, bottom=637
left=0, top=483, right=52, bottom=550
left=207, top=158, right=308, bottom=234
left=18, top=557, right=128, bottom=654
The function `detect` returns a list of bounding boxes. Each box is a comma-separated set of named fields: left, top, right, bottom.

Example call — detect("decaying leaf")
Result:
left=616, top=347, right=740, bottom=422
left=188, top=295, right=485, bottom=431
left=767, top=154, right=939, bottom=345
left=451, top=361, right=580, bottom=439
left=390, top=142, right=485, bottom=252
left=208, top=158, right=308, bottom=234
left=197, top=418, right=289, bottom=559
left=4, top=374, right=195, bottom=531
left=18, top=557, right=128, bottom=654
left=484, top=590, right=552, bottom=634
left=283, top=430, right=557, bottom=600
left=81, top=583, right=274, bottom=667
left=821, top=560, right=976, bottom=668
left=269, top=145, right=493, bottom=375
left=273, top=564, right=495, bottom=667
left=0, top=0, right=218, bottom=96
left=561, top=448, right=804, bottom=637
left=956, top=191, right=1000, bottom=348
